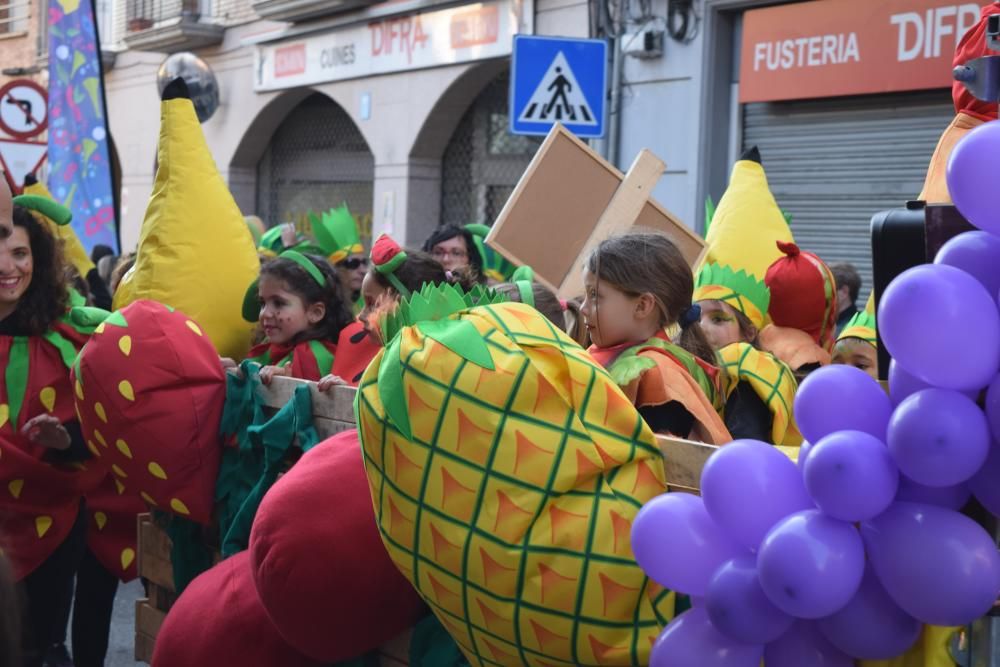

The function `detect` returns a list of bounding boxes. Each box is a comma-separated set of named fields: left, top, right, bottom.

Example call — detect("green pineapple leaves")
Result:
left=376, top=282, right=508, bottom=441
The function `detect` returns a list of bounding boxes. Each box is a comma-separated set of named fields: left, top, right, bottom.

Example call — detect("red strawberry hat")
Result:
left=370, top=233, right=411, bottom=297
left=764, top=241, right=838, bottom=351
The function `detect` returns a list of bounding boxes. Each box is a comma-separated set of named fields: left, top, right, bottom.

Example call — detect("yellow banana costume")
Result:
left=357, top=284, right=673, bottom=666
left=702, top=146, right=795, bottom=282
left=837, top=294, right=877, bottom=347
left=113, top=78, right=258, bottom=360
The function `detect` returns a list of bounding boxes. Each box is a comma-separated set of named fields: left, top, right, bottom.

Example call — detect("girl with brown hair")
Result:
left=582, top=232, right=731, bottom=444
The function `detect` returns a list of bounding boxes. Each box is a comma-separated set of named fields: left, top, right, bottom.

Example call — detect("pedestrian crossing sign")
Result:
left=510, top=35, right=607, bottom=138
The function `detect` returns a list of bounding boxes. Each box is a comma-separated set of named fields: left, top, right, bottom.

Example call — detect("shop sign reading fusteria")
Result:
left=740, top=0, right=992, bottom=103
left=254, top=0, right=531, bottom=91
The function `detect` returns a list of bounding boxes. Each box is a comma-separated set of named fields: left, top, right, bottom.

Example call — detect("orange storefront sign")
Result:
left=739, top=0, right=991, bottom=103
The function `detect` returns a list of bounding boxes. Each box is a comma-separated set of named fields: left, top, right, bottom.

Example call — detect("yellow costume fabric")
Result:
left=838, top=294, right=877, bottom=347
left=113, top=90, right=258, bottom=360
left=357, top=298, right=673, bottom=666
left=861, top=625, right=960, bottom=667
left=718, top=342, right=800, bottom=446
left=703, top=158, right=795, bottom=282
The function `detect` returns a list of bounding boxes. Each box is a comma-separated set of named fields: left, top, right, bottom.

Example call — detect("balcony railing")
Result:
left=124, top=0, right=224, bottom=52
left=0, top=0, right=30, bottom=35
left=250, top=0, right=380, bottom=24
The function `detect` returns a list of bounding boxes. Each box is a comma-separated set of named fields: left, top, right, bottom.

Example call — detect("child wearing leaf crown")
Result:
left=318, top=234, right=476, bottom=390
left=832, top=295, right=878, bottom=380
left=233, top=251, right=354, bottom=383
left=694, top=263, right=801, bottom=446
left=582, top=232, right=731, bottom=444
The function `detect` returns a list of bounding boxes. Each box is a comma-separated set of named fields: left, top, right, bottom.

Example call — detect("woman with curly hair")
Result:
left=0, top=203, right=110, bottom=667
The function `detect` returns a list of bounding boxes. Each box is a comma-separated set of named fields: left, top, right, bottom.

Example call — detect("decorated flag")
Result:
left=47, top=0, right=117, bottom=253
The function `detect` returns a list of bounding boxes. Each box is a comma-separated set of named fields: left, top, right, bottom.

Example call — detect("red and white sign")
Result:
left=740, top=0, right=991, bottom=103
left=0, top=140, right=47, bottom=193
left=254, top=0, right=532, bottom=91
left=0, top=79, right=48, bottom=140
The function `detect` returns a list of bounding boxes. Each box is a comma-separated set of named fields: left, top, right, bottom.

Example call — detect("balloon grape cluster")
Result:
left=631, top=123, right=1000, bottom=665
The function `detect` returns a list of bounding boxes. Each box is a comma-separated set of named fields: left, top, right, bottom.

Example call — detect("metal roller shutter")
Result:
left=742, top=90, right=954, bottom=298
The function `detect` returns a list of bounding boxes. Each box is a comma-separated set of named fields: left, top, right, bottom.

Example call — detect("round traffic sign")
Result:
left=0, top=79, right=48, bottom=140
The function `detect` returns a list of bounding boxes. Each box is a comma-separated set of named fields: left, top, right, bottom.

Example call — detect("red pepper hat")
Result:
left=152, top=551, right=321, bottom=667
left=764, top=241, right=838, bottom=351
left=952, top=2, right=1000, bottom=122
left=248, top=430, right=425, bottom=662
left=370, top=233, right=411, bottom=297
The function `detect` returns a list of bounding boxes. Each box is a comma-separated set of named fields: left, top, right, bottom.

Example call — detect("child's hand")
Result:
left=220, top=357, right=243, bottom=378
left=22, top=414, right=71, bottom=451
left=259, top=365, right=290, bottom=386
left=317, top=374, right=347, bottom=392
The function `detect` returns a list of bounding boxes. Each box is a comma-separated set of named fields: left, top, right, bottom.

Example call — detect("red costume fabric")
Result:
left=764, top=241, right=838, bottom=351
left=72, top=300, right=226, bottom=527
left=152, top=550, right=320, bottom=667
left=245, top=338, right=338, bottom=381
left=329, top=321, right=381, bottom=386
left=0, top=311, right=108, bottom=580
left=952, top=2, right=1000, bottom=122
left=249, top=430, right=425, bottom=662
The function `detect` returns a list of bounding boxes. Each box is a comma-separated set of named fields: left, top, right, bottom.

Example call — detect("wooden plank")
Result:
left=254, top=375, right=357, bottom=423
left=134, top=632, right=155, bottom=664
left=136, top=600, right=167, bottom=637
left=137, top=515, right=176, bottom=592
left=656, top=435, right=717, bottom=490
left=558, top=149, right=666, bottom=300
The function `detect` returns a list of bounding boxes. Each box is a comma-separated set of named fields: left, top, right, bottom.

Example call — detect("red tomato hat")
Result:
left=152, top=550, right=320, bottom=667
left=72, top=300, right=226, bottom=525
left=952, top=3, right=1000, bottom=122
left=764, top=241, right=838, bottom=350
left=249, top=430, right=425, bottom=662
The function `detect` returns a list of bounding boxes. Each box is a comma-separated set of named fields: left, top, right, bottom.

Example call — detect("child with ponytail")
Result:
left=582, top=233, right=731, bottom=444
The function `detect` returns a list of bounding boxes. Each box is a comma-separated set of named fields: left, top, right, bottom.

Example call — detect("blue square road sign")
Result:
left=510, top=35, right=608, bottom=138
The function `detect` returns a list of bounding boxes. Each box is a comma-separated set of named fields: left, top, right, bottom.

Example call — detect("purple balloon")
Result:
left=650, top=607, right=763, bottom=667
left=764, top=620, right=854, bottom=667
left=862, top=502, right=1000, bottom=626
left=879, top=264, right=1000, bottom=391
left=887, top=389, right=990, bottom=487
left=794, top=365, right=892, bottom=442
left=935, top=230, right=1000, bottom=301
left=706, top=555, right=794, bottom=644
left=947, top=120, right=1000, bottom=236
left=889, top=359, right=980, bottom=406
left=700, top=440, right=814, bottom=551
left=895, top=475, right=971, bottom=511
left=817, top=566, right=922, bottom=660
left=968, top=440, right=1000, bottom=517
left=803, top=431, right=898, bottom=522
left=797, top=440, right=814, bottom=468
left=632, top=492, right=745, bottom=596
left=985, top=374, right=1000, bottom=442
left=757, top=510, right=865, bottom=619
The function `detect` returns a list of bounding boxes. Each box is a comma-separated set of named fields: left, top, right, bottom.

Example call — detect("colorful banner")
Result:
left=47, top=0, right=117, bottom=253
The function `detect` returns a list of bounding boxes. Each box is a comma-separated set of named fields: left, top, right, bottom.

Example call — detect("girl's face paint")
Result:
left=698, top=300, right=743, bottom=350
left=257, top=275, right=324, bottom=345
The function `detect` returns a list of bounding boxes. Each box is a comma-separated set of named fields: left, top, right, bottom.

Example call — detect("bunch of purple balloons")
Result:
left=628, top=121, right=1000, bottom=666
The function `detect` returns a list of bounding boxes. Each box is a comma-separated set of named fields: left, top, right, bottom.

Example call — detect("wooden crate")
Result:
left=134, top=375, right=716, bottom=664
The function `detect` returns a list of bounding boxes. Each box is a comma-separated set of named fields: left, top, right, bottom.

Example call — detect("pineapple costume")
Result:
left=311, top=203, right=364, bottom=264
left=589, top=332, right=731, bottom=445
left=694, top=264, right=799, bottom=446
left=113, top=78, right=259, bottom=361
left=837, top=294, right=877, bottom=348
left=466, top=223, right=517, bottom=283
left=356, top=283, right=674, bottom=666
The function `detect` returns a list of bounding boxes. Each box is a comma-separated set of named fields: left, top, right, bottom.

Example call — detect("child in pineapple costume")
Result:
left=694, top=263, right=800, bottom=446
left=582, top=233, right=731, bottom=444
left=240, top=250, right=354, bottom=383
left=832, top=294, right=878, bottom=380
left=356, top=277, right=675, bottom=666
left=0, top=197, right=112, bottom=667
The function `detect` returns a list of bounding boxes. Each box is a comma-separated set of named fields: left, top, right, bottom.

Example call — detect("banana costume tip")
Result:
left=741, top=145, right=761, bottom=164
left=162, top=77, right=190, bottom=102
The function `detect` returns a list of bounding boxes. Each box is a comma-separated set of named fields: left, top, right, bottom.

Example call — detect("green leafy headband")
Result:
left=242, top=250, right=326, bottom=322
left=13, top=195, right=72, bottom=226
